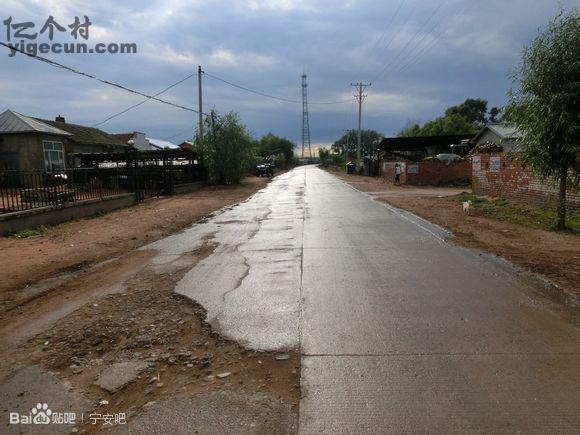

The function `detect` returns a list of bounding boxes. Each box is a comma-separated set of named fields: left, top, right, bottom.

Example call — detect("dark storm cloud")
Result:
left=1, top=0, right=578, bottom=145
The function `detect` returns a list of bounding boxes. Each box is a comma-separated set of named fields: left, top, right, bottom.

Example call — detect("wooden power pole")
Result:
left=198, top=65, right=204, bottom=141
left=350, top=82, right=371, bottom=171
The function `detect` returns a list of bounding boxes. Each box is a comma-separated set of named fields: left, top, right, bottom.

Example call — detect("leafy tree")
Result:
left=256, top=133, right=295, bottom=164
left=489, top=106, right=503, bottom=123
left=331, top=129, right=383, bottom=156
left=275, top=152, right=287, bottom=169
left=506, top=9, right=580, bottom=229
left=318, top=147, right=332, bottom=167
left=195, top=111, right=254, bottom=185
left=398, top=98, right=504, bottom=137
left=398, top=113, right=479, bottom=137
left=445, top=98, right=488, bottom=125
left=397, top=121, right=422, bottom=137
left=420, top=113, right=480, bottom=136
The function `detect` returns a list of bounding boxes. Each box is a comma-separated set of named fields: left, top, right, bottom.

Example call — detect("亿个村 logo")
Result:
left=2, top=15, right=138, bottom=57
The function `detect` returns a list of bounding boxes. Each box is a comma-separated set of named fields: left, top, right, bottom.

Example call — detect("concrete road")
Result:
left=169, top=166, right=580, bottom=433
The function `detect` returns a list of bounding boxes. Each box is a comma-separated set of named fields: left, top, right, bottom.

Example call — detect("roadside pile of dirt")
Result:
left=2, top=242, right=299, bottom=432
left=0, top=173, right=299, bottom=432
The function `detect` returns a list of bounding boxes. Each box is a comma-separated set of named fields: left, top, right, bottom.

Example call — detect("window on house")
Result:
left=43, top=141, right=65, bottom=172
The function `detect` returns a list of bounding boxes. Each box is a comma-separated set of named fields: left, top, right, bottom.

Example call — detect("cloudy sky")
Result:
left=1, top=0, right=578, bottom=148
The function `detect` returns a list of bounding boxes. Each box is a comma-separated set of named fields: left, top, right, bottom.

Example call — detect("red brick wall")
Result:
left=405, top=160, right=471, bottom=186
left=472, top=154, right=580, bottom=214
left=381, top=160, right=471, bottom=185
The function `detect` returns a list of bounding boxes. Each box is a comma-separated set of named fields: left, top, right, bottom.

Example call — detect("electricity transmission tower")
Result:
left=350, top=82, right=371, bottom=170
left=301, top=74, right=312, bottom=162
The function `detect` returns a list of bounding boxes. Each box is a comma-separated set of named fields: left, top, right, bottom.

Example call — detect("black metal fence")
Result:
left=0, top=150, right=203, bottom=214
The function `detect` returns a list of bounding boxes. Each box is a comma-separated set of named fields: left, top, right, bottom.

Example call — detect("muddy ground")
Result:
left=0, top=176, right=273, bottom=310
left=0, top=174, right=299, bottom=433
left=335, top=173, right=580, bottom=307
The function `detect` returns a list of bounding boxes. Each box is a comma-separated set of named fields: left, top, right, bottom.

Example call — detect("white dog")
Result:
left=462, top=200, right=474, bottom=216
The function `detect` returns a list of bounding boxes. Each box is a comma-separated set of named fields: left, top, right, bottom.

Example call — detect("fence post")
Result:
left=96, top=165, right=103, bottom=199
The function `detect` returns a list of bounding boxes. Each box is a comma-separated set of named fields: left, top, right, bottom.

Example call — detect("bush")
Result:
left=195, top=111, right=255, bottom=185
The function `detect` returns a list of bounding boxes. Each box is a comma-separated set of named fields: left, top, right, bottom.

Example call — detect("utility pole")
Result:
left=350, top=82, right=371, bottom=171
left=198, top=65, right=203, bottom=142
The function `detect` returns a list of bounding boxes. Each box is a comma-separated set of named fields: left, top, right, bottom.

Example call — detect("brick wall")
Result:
left=380, top=160, right=470, bottom=186
left=406, top=160, right=471, bottom=186
left=472, top=154, right=580, bottom=214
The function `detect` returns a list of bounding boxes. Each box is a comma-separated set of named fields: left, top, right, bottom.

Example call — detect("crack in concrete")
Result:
left=222, top=253, right=251, bottom=303
left=221, top=207, right=272, bottom=303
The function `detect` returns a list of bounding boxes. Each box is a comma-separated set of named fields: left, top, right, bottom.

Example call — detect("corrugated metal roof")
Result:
left=0, top=109, right=71, bottom=136
left=486, top=123, right=522, bottom=139
left=38, top=118, right=127, bottom=147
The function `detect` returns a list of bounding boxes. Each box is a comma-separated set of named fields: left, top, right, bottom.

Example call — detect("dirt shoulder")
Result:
left=0, top=176, right=272, bottom=302
left=0, top=173, right=299, bottom=433
left=334, top=172, right=580, bottom=305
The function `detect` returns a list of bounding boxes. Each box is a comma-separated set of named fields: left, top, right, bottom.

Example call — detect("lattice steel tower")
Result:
left=301, top=74, right=312, bottom=161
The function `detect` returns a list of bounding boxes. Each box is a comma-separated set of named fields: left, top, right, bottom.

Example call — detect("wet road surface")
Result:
left=146, top=169, right=304, bottom=351
left=156, top=166, right=580, bottom=433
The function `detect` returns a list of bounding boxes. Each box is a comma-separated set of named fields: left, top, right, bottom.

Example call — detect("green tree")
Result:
left=256, top=133, right=295, bottom=164
left=506, top=9, right=580, bottom=229
left=398, top=98, right=499, bottom=137
left=331, top=130, right=383, bottom=156
left=420, top=113, right=480, bottom=136
left=489, top=107, right=503, bottom=123
left=195, top=111, right=254, bottom=185
left=275, top=152, right=287, bottom=169
left=445, top=98, right=489, bottom=125
left=397, top=121, right=422, bottom=137
left=318, top=147, right=332, bottom=167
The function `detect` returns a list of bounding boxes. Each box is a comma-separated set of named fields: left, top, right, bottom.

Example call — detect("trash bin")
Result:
left=346, top=162, right=356, bottom=174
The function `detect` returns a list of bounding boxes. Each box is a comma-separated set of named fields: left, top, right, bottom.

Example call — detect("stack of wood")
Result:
left=469, top=141, right=503, bottom=155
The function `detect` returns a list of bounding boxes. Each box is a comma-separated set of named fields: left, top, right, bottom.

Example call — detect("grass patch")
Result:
left=457, top=194, right=580, bottom=233
left=8, top=225, right=47, bottom=238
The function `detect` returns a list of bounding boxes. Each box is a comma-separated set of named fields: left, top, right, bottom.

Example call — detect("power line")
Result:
left=370, top=2, right=415, bottom=76
left=372, top=1, right=446, bottom=82
left=396, top=1, right=478, bottom=73
left=204, top=71, right=353, bottom=105
left=0, top=41, right=203, bottom=115
left=370, top=0, right=407, bottom=53
left=392, top=23, right=444, bottom=72
left=163, top=127, right=193, bottom=141
left=93, top=73, right=196, bottom=127
left=396, top=26, right=446, bottom=73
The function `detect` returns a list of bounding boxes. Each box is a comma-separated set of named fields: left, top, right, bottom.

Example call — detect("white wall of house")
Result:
left=132, top=132, right=153, bottom=150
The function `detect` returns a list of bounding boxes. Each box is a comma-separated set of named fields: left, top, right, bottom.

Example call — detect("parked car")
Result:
left=256, top=163, right=274, bottom=177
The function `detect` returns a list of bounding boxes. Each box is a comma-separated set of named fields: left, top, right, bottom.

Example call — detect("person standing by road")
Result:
left=394, top=163, right=402, bottom=185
